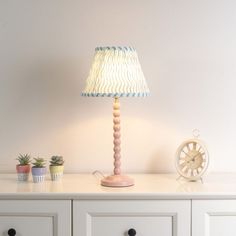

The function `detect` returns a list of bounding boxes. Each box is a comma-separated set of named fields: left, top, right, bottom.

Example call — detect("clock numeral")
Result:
left=186, top=144, right=191, bottom=151
left=197, top=146, right=202, bottom=152
left=180, top=162, right=186, bottom=169
left=182, top=165, right=188, bottom=173
left=190, top=169, right=194, bottom=176
left=180, top=153, right=186, bottom=159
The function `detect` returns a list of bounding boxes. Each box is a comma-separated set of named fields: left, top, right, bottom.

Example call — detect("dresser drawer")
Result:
left=0, top=216, right=52, bottom=235
left=193, top=200, right=236, bottom=236
left=0, top=200, right=71, bottom=236
left=73, top=200, right=191, bottom=236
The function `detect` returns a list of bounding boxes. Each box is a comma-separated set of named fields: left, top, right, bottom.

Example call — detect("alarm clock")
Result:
left=175, top=131, right=209, bottom=181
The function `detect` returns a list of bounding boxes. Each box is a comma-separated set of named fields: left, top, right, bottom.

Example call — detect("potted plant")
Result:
left=49, top=156, right=64, bottom=181
left=16, top=154, right=31, bottom=181
left=31, top=157, right=47, bottom=183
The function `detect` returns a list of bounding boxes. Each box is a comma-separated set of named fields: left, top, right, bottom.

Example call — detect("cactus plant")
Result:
left=16, top=153, right=31, bottom=166
left=50, top=156, right=64, bottom=166
left=32, top=157, right=46, bottom=168
left=49, top=155, right=64, bottom=181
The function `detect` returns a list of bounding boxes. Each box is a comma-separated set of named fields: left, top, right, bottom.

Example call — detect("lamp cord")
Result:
left=92, top=170, right=106, bottom=179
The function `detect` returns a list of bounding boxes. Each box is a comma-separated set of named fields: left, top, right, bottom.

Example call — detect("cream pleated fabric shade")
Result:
left=82, top=46, right=150, bottom=97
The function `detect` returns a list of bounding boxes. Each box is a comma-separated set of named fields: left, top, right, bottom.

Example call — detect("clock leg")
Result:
left=176, top=175, right=182, bottom=181
left=200, top=177, right=204, bottom=184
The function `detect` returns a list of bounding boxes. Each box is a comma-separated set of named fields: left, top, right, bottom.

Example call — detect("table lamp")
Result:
left=82, top=46, right=149, bottom=187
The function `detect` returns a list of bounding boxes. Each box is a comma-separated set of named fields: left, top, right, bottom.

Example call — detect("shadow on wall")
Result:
left=2, top=59, right=87, bottom=133
left=148, top=148, right=176, bottom=173
left=62, top=115, right=180, bottom=174
left=0, top=58, right=90, bottom=165
left=1, top=58, right=179, bottom=173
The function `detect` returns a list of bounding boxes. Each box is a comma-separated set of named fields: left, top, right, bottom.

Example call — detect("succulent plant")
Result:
left=50, top=156, right=64, bottom=166
left=16, top=154, right=31, bottom=165
left=32, top=157, right=46, bottom=168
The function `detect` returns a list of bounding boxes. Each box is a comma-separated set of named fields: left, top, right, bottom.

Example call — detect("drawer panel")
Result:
left=91, top=215, right=172, bottom=236
left=0, top=200, right=71, bottom=236
left=0, top=216, right=52, bottom=235
left=193, top=200, right=236, bottom=236
left=73, top=200, right=191, bottom=236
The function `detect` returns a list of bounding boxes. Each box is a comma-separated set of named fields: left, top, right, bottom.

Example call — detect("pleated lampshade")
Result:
left=82, top=46, right=150, bottom=97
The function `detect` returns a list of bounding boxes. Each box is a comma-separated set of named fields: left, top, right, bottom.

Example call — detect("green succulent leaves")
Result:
left=16, top=154, right=64, bottom=167
left=32, top=157, right=46, bottom=168
left=16, top=154, right=31, bottom=165
left=50, top=156, right=64, bottom=166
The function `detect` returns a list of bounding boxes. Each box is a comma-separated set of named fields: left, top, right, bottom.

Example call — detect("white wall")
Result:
left=1, top=0, right=236, bottom=174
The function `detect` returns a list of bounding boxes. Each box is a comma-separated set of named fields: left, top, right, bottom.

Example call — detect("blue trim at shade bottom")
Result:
left=81, top=92, right=150, bottom=97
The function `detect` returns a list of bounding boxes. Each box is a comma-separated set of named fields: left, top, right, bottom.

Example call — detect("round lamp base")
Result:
left=101, top=175, right=134, bottom=187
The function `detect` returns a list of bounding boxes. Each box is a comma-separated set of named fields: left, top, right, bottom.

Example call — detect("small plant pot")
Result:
left=31, top=167, right=47, bottom=183
left=16, top=164, right=31, bottom=181
left=49, top=165, right=64, bottom=181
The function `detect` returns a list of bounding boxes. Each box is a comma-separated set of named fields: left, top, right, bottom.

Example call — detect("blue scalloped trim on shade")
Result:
left=81, top=92, right=150, bottom=97
left=95, top=46, right=135, bottom=51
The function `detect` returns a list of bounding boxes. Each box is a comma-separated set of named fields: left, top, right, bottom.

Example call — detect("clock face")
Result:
left=175, top=139, right=209, bottom=181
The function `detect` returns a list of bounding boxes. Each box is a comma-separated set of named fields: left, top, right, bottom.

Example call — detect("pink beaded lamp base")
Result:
left=101, top=174, right=134, bottom=187
left=101, top=97, right=134, bottom=188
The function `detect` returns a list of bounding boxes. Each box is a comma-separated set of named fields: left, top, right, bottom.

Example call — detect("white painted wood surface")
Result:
left=73, top=200, right=191, bottom=236
left=193, top=200, right=236, bottom=236
left=0, top=200, right=71, bottom=236
left=1, top=173, right=236, bottom=200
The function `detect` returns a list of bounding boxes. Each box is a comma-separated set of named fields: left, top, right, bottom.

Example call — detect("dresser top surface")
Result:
left=0, top=173, right=236, bottom=200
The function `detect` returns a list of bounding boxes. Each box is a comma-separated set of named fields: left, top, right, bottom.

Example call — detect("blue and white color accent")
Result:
left=82, top=46, right=150, bottom=97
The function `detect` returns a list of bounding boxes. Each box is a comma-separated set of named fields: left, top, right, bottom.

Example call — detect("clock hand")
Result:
left=192, top=152, right=205, bottom=161
left=182, top=150, right=192, bottom=159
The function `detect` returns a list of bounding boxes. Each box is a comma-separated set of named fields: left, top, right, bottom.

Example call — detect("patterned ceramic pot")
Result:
left=31, top=167, right=47, bottom=183
left=49, top=165, right=64, bottom=181
left=16, top=164, right=31, bottom=181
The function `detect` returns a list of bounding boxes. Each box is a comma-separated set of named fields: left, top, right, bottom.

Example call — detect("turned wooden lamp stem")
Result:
left=113, top=97, right=121, bottom=175
left=100, top=97, right=134, bottom=187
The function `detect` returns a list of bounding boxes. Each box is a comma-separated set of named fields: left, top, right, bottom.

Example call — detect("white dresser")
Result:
left=1, top=173, right=236, bottom=236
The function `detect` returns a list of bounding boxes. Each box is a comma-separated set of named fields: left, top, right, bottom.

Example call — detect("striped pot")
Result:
left=49, top=165, right=64, bottom=181
left=31, top=167, right=46, bottom=183
left=16, top=164, right=31, bottom=181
